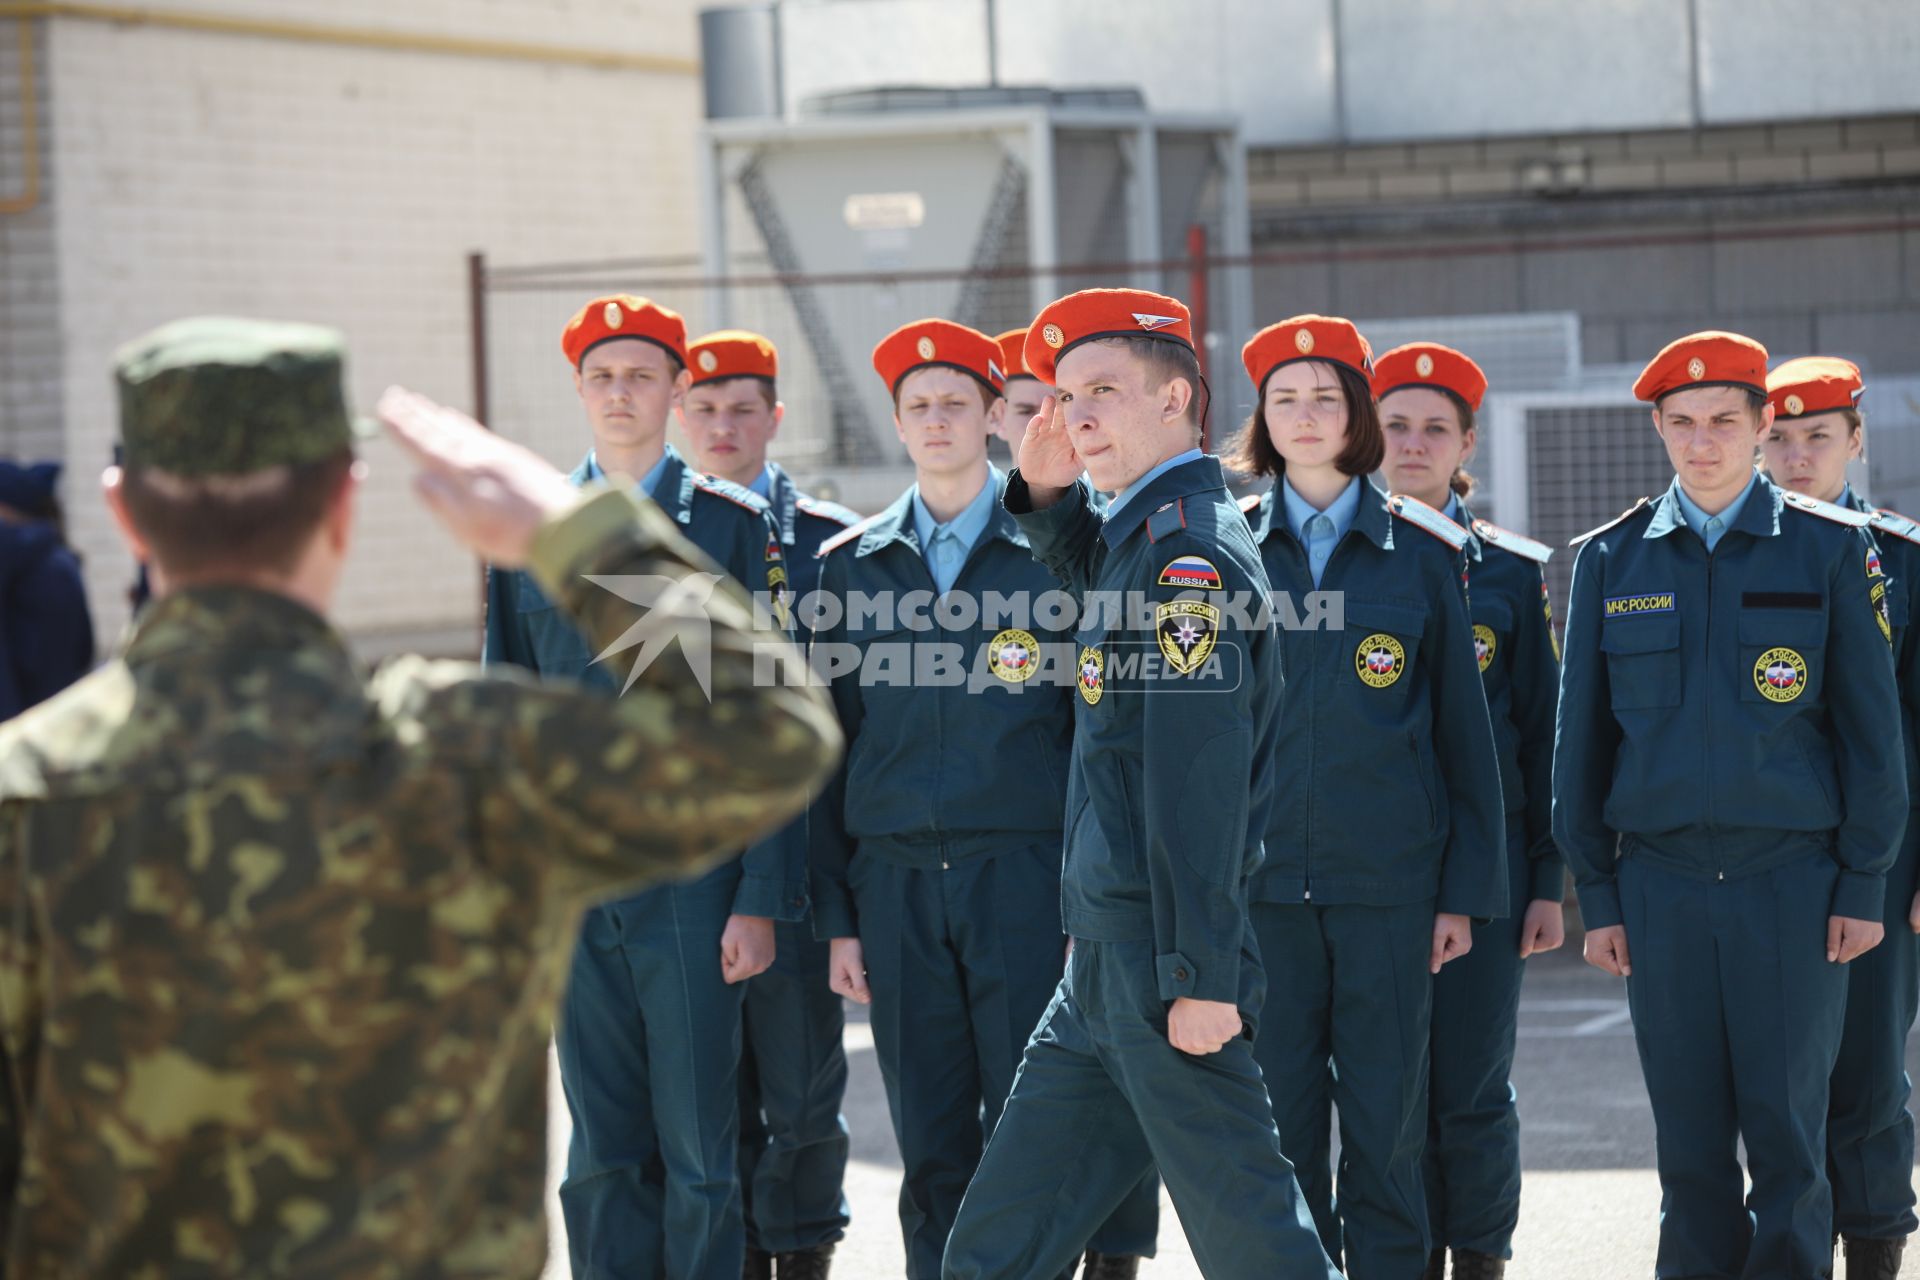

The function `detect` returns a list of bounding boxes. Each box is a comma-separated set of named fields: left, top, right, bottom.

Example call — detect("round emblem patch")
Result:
left=1294, top=328, right=1315, bottom=354
left=1042, top=323, right=1064, bottom=349
left=1687, top=356, right=1707, bottom=381
left=602, top=301, right=624, bottom=328
left=1754, top=646, right=1808, bottom=702
left=916, top=335, right=936, bottom=361
left=1784, top=392, right=1805, bottom=416
left=1077, top=646, right=1104, bottom=706
left=697, top=350, right=719, bottom=373
left=1473, top=623, right=1496, bottom=673
left=1415, top=352, right=1435, bottom=377
left=988, top=628, right=1040, bottom=683
left=1356, top=633, right=1406, bottom=688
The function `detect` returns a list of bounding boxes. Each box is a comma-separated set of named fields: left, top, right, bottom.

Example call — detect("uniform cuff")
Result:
left=1832, top=869, right=1887, bottom=924
left=1004, top=471, right=1088, bottom=520
left=1575, top=881, right=1623, bottom=931
left=1155, top=950, right=1237, bottom=1004
left=731, top=871, right=805, bottom=922
left=810, top=887, right=857, bottom=942
left=1530, top=855, right=1568, bottom=905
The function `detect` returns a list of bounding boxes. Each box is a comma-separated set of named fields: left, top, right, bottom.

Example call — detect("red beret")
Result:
left=995, top=328, right=1038, bottom=382
left=1767, top=356, right=1863, bottom=419
left=689, top=329, right=777, bottom=386
left=562, top=294, right=688, bottom=370
left=873, top=319, right=1004, bottom=397
left=1243, top=315, right=1374, bottom=390
left=1632, top=331, right=1768, bottom=404
left=1023, top=289, right=1193, bottom=385
left=1373, top=342, right=1488, bottom=411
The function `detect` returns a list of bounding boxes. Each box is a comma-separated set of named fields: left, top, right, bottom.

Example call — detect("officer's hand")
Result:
left=1584, top=924, right=1632, bottom=977
left=1430, top=913, right=1473, bottom=973
left=377, top=387, right=579, bottom=568
left=720, top=914, right=776, bottom=984
left=828, top=936, right=871, bottom=1005
left=1167, top=997, right=1241, bottom=1056
left=1017, top=395, right=1082, bottom=505
left=1828, top=914, right=1885, bottom=965
left=1518, top=899, right=1566, bottom=959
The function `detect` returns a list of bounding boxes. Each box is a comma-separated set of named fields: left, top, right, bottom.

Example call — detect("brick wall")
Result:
left=0, top=18, right=60, bottom=467
left=15, top=2, right=702, bottom=655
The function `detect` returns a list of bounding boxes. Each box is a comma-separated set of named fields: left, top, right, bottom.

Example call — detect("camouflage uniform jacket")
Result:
left=0, top=488, right=840, bottom=1278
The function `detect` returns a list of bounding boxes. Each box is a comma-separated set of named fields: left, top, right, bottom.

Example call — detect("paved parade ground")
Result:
left=541, top=944, right=1920, bottom=1279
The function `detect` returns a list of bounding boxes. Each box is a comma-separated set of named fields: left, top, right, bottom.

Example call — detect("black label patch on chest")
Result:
left=1741, top=592, right=1822, bottom=609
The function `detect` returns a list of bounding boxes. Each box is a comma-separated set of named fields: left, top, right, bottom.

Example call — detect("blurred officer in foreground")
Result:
left=1763, top=356, right=1920, bottom=1280
left=942, top=289, right=1340, bottom=1280
left=1375, top=342, right=1566, bottom=1280
left=678, top=328, right=860, bottom=1280
left=0, top=315, right=839, bottom=1277
left=1554, top=332, right=1905, bottom=1280
left=486, top=296, right=810, bottom=1280
left=0, top=460, right=94, bottom=720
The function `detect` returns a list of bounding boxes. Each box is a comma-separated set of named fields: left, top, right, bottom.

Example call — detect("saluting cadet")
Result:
left=678, top=329, right=858, bottom=1280
left=1762, top=356, right=1920, bottom=1280
left=1230, top=317, right=1506, bottom=1280
left=485, top=296, right=807, bottom=1280
left=810, top=318, right=1157, bottom=1280
left=1554, top=332, right=1907, bottom=1280
left=995, top=326, right=1052, bottom=458
left=0, top=318, right=839, bottom=1276
left=1374, top=342, right=1566, bottom=1280
left=943, top=289, right=1340, bottom=1280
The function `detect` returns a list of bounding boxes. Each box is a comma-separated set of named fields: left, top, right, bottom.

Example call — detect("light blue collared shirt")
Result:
left=1107, top=447, right=1205, bottom=530
left=585, top=448, right=671, bottom=498
left=1444, top=494, right=1465, bottom=525
left=1283, top=474, right=1364, bottom=588
left=1673, top=472, right=1757, bottom=553
left=748, top=465, right=774, bottom=499
left=912, top=471, right=999, bottom=593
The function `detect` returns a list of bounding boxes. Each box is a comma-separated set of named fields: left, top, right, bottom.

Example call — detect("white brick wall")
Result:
left=30, top=1, right=702, bottom=653
left=0, top=19, right=61, bottom=466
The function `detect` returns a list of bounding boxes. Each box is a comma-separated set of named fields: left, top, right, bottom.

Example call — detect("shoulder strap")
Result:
left=1871, top=508, right=1920, bottom=546
left=1471, top=517, right=1553, bottom=564
left=1389, top=493, right=1469, bottom=551
left=1780, top=488, right=1872, bottom=527
left=816, top=512, right=882, bottom=557
left=1569, top=497, right=1651, bottom=546
left=691, top=473, right=770, bottom=514
left=795, top=494, right=861, bottom=527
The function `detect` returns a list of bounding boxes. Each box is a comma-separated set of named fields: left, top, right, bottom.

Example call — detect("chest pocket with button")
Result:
left=1737, top=608, right=1827, bottom=707
left=1601, top=613, right=1681, bottom=710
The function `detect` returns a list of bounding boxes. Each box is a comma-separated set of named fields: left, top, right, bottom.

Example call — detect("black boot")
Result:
left=1844, top=1236, right=1906, bottom=1280
left=1078, top=1252, right=1142, bottom=1280
left=744, top=1247, right=773, bottom=1280
left=773, top=1243, right=835, bottom=1280
left=1450, top=1249, right=1507, bottom=1280
left=1421, top=1247, right=1446, bottom=1280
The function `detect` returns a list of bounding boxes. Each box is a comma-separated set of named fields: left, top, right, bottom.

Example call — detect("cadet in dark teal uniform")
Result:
left=1228, top=317, right=1506, bottom=1280
left=678, top=329, right=858, bottom=1280
left=1554, top=332, right=1907, bottom=1280
left=484, top=296, right=804, bottom=1280
left=810, top=318, right=1157, bottom=1280
left=1374, top=342, right=1566, bottom=1280
left=942, top=289, right=1339, bottom=1280
left=1762, top=356, right=1920, bottom=1280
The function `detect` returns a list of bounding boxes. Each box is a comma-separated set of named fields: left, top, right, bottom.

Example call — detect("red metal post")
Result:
left=1186, top=223, right=1211, bottom=448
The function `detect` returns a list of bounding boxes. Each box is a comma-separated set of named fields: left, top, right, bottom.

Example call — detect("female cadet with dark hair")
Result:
left=1228, top=315, right=1505, bottom=1280
left=1375, top=343, right=1566, bottom=1280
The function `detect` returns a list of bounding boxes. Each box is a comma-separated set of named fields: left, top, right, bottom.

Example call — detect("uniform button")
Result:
left=1173, top=966, right=1189, bottom=982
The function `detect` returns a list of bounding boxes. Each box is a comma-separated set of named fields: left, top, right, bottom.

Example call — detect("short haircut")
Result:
left=1841, top=407, right=1864, bottom=434
left=1224, top=362, right=1384, bottom=479
left=1090, top=334, right=1202, bottom=427
left=121, top=450, right=355, bottom=577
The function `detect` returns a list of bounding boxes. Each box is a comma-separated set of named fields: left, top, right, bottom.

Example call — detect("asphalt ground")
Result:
left=542, top=942, right=1920, bottom=1279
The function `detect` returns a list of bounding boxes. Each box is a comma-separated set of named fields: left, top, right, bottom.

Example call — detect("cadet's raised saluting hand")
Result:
left=1016, top=394, right=1082, bottom=507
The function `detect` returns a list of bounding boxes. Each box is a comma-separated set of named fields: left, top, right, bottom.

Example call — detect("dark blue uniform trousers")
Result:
left=942, top=938, right=1339, bottom=1280
left=1829, top=816, right=1920, bottom=1243
left=557, top=869, right=746, bottom=1280
left=853, top=847, right=1159, bottom=1279
left=1621, top=852, right=1848, bottom=1280
left=739, top=917, right=852, bottom=1253
left=1253, top=898, right=1438, bottom=1280
left=1425, top=818, right=1535, bottom=1260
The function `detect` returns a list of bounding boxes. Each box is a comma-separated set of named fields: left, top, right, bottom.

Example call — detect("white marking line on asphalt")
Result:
left=1569, top=1006, right=1634, bottom=1034
left=1515, top=997, right=1635, bottom=1038
left=844, top=1021, right=875, bottom=1053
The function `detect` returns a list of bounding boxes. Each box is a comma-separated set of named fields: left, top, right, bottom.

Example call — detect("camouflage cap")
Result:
left=114, top=316, right=373, bottom=476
